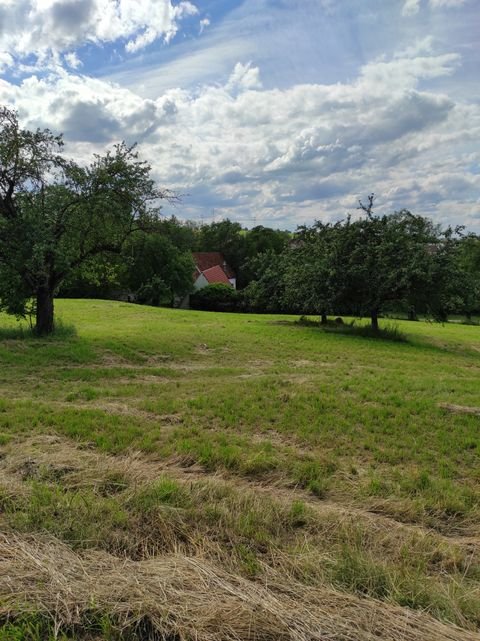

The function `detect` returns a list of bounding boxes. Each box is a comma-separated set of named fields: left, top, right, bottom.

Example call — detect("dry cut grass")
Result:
left=2, top=532, right=479, bottom=641
left=1, top=435, right=480, bottom=640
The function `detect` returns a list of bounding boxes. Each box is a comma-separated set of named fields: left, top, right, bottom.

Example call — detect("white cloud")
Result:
left=0, top=51, right=14, bottom=72
left=226, top=62, right=262, bottom=92
left=199, top=18, right=210, bottom=35
left=0, top=0, right=198, bottom=66
left=429, top=0, right=467, bottom=7
left=1, top=47, right=479, bottom=229
left=395, top=36, right=435, bottom=58
left=358, top=53, right=460, bottom=93
left=402, top=0, right=421, bottom=16
left=64, top=52, right=82, bottom=69
left=402, top=0, right=467, bottom=15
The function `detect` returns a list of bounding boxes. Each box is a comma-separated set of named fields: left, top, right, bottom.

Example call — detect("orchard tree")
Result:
left=0, top=106, right=173, bottom=335
left=335, top=195, right=452, bottom=330
left=280, top=195, right=467, bottom=330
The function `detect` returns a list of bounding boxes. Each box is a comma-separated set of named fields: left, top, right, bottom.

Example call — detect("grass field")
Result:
left=1, top=299, right=479, bottom=640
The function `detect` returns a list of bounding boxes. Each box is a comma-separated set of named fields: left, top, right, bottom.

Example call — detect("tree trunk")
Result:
left=371, top=309, right=379, bottom=332
left=36, top=287, right=55, bottom=335
left=408, top=307, right=418, bottom=321
left=320, top=312, right=328, bottom=325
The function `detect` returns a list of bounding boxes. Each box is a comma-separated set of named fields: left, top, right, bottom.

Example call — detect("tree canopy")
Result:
left=244, top=196, right=478, bottom=327
left=0, top=106, right=172, bottom=334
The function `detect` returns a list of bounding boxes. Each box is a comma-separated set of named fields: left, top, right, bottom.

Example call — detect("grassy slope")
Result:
left=0, top=299, right=479, bottom=640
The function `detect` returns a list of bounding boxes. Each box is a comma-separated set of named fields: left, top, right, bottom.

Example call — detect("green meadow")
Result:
left=1, top=299, right=479, bottom=640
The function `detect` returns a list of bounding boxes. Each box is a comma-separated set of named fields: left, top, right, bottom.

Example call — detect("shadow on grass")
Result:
left=295, top=316, right=408, bottom=343
left=0, top=319, right=77, bottom=341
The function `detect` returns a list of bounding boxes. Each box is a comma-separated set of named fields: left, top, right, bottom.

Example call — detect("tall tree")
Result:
left=456, top=234, right=480, bottom=320
left=124, top=232, right=194, bottom=306
left=0, top=106, right=172, bottom=334
left=242, top=250, right=289, bottom=312
left=195, top=219, right=246, bottom=275
left=241, top=225, right=291, bottom=287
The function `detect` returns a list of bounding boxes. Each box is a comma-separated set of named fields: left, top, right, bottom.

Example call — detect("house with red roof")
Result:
left=178, top=252, right=236, bottom=308
left=192, top=252, right=236, bottom=290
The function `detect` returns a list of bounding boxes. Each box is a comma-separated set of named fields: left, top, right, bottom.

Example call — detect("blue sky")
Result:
left=0, top=0, right=478, bottom=229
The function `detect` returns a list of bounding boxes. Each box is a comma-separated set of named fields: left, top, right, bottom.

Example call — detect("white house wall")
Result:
left=193, top=273, right=209, bottom=290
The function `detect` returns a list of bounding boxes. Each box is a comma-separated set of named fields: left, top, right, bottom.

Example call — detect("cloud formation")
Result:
left=2, top=44, right=478, bottom=229
left=402, top=0, right=421, bottom=16
left=403, top=0, right=467, bottom=14
left=0, top=0, right=198, bottom=65
left=0, top=0, right=477, bottom=229
left=429, top=0, right=467, bottom=7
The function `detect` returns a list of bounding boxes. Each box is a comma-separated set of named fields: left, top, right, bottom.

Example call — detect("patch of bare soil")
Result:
left=291, top=359, right=316, bottom=368
left=247, top=359, right=273, bottom=369
left=439, top=402, right=480, bottom=417
left=1, top=531, right=478, bottom=641
left=116, top=375, right=172, bottom=384
left=167, top=361, right=214, bottom=371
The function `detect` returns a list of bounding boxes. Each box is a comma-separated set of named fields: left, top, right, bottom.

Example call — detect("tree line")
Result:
left=1, top=106, right=479, bottom=335
left=51, top=196, right=480, bottom=329
left=62, top=217, right=291, bottom=304
left=183, top=198, right=480, bottom=329
left=242, top=195, right=480, bottom=328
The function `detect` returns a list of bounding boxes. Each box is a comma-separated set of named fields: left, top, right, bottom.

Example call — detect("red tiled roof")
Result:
left=201, top=265, right=232, bottom=285
left=192, top=252, right=235, bottom=279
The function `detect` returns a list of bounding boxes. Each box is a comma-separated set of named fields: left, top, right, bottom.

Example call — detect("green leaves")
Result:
left=0, top=106, right=174, bottom=333
left=279, top=204, right=475, bottom=327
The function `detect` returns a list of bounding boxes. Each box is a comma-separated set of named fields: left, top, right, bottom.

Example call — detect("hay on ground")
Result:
left=1, top=532, right=478, bottom=641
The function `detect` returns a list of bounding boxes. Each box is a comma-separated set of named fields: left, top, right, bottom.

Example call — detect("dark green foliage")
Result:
left=242, top=251, right=290, bottom=312
left=240, top=226, right=291, bottom=286
left=283, top=222, right=343, bottom=322
left=124, top=232, right=194, bottom=306
left=62, top=218, right=292, bottom=303
left=453, top=234, right=480, bottom=320
left=190, top=283, right=240, bottom=311
left=194, top=220, right=290, bottom=288
left=274, top=194, right=476, bottom=328
left=194, top=219, right=245, bottom=273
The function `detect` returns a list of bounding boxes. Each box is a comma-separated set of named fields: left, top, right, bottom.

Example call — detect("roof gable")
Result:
left=201, top=265, right=231, bottom=285
left=192, top=252, right=235, bottom=279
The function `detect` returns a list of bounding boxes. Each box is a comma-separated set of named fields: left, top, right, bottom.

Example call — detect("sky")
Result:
left=0, top=0, right=479, bottom=230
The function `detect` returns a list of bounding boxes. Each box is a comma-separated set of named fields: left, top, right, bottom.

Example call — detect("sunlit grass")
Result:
left=0, top=300, right=479, bottom=526
left=1, top=299, right=480, bottom=636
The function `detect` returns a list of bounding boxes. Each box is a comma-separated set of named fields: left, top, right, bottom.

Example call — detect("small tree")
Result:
left=337, top=196, right=452, bottom=330
left=0, top=106, right=173, bottom=334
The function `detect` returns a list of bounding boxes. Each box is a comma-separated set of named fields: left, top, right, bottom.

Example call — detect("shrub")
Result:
left=190, top=284, right=240, bottom=312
